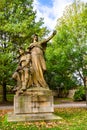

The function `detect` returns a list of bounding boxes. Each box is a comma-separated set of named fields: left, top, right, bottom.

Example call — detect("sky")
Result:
left=33, top=0, right=87, bottom=31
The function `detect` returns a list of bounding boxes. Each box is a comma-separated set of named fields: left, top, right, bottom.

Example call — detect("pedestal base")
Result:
left=14, top=88, right=54, bottom=114
left=7, top=88, right=61, bottom=121
left=8, top=113, right=61, bottom=122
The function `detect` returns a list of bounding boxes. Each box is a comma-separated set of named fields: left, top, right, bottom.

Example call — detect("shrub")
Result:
left=73, top=86, right=86, bottom=101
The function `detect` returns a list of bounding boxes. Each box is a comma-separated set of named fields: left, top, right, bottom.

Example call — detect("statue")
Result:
left=12, top=47, right=31, bottom=92
left=12, top=30, right=56, bottom=94
left=12, top=47, right=25, bottom=92
left=8, top=31, right=59, bottom=122
left=28, top=30, right=56, bottom=88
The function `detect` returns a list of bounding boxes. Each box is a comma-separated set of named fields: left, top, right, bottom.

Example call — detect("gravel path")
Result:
left=54, top=102, right=86, bottom=108
left=0, top=102, right=86, bottom=110
left=0, top=106, right=13, bottom=110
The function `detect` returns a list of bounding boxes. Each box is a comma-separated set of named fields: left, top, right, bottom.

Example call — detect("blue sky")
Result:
left=33, top=0, right=87, bottom=30
left=38, top=0, right=53, bottom=7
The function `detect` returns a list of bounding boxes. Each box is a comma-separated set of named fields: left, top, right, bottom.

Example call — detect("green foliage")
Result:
left=0, top=52, right=16, bottom=85
left=46, top=39, right=77, bottom=91
left=73, top=86, right=85, bottom=101
left=0, top=0, right=48, bottom=49
left=46, top=1, right=87, bottom=91
left=55, top=1, right=87, bottom=87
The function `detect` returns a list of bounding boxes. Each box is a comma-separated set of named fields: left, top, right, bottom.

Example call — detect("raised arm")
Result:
left=40, top=30, right=57, bottom=45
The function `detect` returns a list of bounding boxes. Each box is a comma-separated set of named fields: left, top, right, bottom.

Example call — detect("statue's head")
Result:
left=32, top=34, right=38, bottom=42
left=18, top=47, right=24, bottom=55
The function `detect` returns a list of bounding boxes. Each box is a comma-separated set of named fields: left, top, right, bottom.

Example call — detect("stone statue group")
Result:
left=12, top=31, right=56, bottom=94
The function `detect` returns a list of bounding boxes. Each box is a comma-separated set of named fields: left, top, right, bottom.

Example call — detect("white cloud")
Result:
left=81, top=0, right=87, bottom=2
left=33, top=0, right=87, bottom=31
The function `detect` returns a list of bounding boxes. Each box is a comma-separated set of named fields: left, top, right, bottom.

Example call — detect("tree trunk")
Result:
left=85, top=88, right=87, bottom=106
left=84, top=77, right=87, bottom=107
left=2, top=82, right=7, bottom=102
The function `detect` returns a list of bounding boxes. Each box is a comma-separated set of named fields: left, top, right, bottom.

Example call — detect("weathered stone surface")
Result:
left=8, top=112, right=62, bottom=122
left=14, top=89, right=53, bottom=114
left=8, top=88, right=61, bottom=121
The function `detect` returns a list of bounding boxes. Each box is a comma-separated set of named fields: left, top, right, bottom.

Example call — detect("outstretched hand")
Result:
left=53, top=30, right=57, bottom=35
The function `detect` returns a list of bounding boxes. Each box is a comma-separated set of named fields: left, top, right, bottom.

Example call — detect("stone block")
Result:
left=8, top=88, right=61, bottom=121
left=8, top=112, right=62, bottom=122
left=14, top=89, right=54, bottom=114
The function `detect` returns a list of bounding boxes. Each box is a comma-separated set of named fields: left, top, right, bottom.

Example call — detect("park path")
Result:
left=0, top=102, right=86, bottom=110
left=54, top=102, right=86, bottom=108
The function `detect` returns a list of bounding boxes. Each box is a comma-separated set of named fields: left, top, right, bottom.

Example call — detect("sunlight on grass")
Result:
left=0, top=108, right=87, bottom=130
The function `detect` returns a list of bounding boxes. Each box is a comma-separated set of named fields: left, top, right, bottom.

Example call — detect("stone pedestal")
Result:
left=8, top=88, right=61, bottom=121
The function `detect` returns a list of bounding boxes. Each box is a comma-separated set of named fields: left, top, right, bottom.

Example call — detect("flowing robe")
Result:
left=28, top=31, right=56, bottom=88
left=29, top=42, right=48, bottom=88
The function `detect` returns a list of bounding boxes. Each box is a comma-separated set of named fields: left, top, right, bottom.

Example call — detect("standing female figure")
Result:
left=29, top=31, right=56, bottom=88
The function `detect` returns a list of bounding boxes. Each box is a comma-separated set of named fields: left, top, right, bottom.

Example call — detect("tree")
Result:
left=0, top=0, right=49, bottom=102
left=46, top=1, right=87, bottom=95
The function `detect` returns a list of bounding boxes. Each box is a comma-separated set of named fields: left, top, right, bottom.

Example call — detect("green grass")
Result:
left=54, top=108, right=87, bottom=130
left=54, top=97, right=73, bottom=104
left=0, top=108, right=87, bottom=130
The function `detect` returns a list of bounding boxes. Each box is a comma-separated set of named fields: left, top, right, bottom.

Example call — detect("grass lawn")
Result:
left=54, top=97, right=74, bottom=104
left=0, top=108, right=87, bottom=130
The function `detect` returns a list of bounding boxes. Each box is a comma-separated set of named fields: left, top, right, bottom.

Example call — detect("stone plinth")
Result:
left=8, top=113, right=61, bottom=122
left=14, top=88, right=53, bottom=114
left=8, top=88, right=61, bottom=121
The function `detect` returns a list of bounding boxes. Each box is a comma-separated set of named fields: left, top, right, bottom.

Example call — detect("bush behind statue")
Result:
left=73, top=86, right=86, bottom=101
